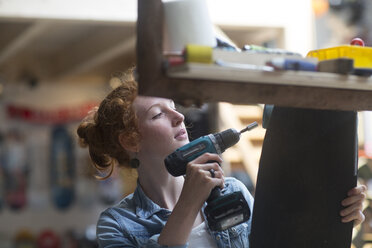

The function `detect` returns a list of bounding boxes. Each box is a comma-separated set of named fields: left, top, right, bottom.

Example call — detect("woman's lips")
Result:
left=175, top=128, right=187, bottom=140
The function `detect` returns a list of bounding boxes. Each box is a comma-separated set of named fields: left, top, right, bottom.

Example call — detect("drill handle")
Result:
left=206, top=159, right=222, bottom=203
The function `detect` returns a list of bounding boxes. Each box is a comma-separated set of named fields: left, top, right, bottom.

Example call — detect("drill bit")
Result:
left=240, top=121, right=259, bottom=134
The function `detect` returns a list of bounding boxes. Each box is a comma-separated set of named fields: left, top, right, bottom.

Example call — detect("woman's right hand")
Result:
left=181, top=153, right=225, bottom=208
left=158, top=153, right=225, bottom=246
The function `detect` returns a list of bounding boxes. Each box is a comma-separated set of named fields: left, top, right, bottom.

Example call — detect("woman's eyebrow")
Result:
left=146, top=100, right=174, bottom=113
left=145, top=103, right=161, bottom=114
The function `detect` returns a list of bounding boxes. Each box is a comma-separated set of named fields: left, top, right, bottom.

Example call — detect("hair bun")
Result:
left=77, top=122, right=92, bottom=147
left=77, top=106, right=98, bottom=147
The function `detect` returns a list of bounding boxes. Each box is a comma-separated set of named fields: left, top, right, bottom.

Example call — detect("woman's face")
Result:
left=133, top=96, right=189, bottom=160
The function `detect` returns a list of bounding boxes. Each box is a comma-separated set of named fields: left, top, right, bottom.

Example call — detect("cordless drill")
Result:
left=164, top=121, right=258, bottom=231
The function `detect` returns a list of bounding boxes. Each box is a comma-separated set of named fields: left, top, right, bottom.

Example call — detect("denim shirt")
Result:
left=97, top=177, right=254, bottom=248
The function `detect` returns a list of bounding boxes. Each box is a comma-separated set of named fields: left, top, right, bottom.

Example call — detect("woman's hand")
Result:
left=158, top=153, right=224, bottom=246
left=181, top=153, right=225, bottom=206
left=340, top=185, right=367, bottom=226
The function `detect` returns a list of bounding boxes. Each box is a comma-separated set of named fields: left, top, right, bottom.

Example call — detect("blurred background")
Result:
left=1, top=0, right=372, bottom=247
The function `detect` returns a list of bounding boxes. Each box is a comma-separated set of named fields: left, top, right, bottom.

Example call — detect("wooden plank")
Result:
left=140, top=75, right=372, bottom=111
left=137, top=0, right=164, bottom=95
left=139, top=59, right=372, bottom=110
left=250, top=107, right=357, bottom=248
left=138, top=63, right=372, bottom=110
left=167, top=63, right=372, bottom=91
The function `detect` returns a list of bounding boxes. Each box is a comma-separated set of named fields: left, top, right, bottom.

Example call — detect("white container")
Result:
left=163, top=0, right=217, bottom=52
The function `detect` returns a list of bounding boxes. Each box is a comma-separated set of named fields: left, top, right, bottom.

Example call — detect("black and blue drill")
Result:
left=164, top=121, right=258, bottom=231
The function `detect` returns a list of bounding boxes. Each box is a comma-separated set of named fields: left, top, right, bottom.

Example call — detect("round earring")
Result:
left=130, top=158, right=140, bottom=168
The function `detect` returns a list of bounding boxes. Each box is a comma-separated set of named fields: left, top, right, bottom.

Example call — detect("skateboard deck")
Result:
left=50, top=125, right=75, bottom=210
left=250, top=106, right=358, bottom=248
left=2, top=129, right=28, bottom=211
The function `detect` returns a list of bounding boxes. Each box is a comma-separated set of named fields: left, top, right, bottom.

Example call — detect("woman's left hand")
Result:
left=340, top=185, right=367, bottom=226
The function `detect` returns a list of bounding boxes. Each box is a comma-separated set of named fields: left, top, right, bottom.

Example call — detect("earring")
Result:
left=130, top=157, right=140, bottom=168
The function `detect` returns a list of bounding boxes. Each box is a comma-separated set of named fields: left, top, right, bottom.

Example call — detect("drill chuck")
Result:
left=214, top=128, right=240, bottom=153
left=214, top=121, right=258, bottom=152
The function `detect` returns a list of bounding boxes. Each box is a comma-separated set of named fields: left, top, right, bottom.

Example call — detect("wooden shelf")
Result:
left=168, top=63, right=372, bottom=91
left=136, top=0, right=372, bottom=111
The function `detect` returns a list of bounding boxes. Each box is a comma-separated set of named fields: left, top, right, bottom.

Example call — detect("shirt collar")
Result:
left=133, top=181, right=171, bottom=218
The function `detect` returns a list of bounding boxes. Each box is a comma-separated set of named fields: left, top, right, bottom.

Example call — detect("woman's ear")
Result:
left=119, top=133, right=139, bottom=153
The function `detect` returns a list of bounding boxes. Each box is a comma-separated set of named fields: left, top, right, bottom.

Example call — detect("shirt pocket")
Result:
left=228, top=223, right=249, bottom=248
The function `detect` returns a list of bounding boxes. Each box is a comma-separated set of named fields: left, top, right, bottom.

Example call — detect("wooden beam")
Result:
left=153, top=63, right=372, bottom=111
left=139, top=74, right=372, bottom=111
left=137, top=0, right=164, bottom=95
left=168, top=63, right=372, bottom=91
left=55, top=36, right=135, bottom=81
left=0, top=21, right=51, bottom=65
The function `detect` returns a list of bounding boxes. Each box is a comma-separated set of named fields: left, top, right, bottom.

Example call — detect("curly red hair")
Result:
left=77, top=70, right=140, bottom=179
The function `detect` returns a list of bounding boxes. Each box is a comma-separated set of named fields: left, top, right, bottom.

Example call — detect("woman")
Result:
left=77, top=72, right=366, bottom=247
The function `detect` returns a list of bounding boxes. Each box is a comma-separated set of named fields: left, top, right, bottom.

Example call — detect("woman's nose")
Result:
left=172, top=109, right=184, bottom=126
